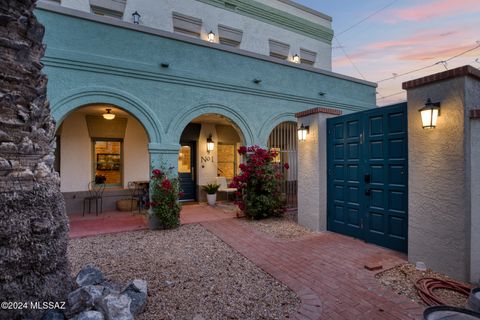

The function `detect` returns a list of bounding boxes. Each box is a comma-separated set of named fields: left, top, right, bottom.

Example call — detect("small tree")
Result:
left=149, top=167, right=182, bottom=229
left=230, top=145, right=288, bottom=219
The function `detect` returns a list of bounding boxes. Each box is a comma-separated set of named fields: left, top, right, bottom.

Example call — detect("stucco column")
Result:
left=402, top=66, right=480, bottom=282
left=148, top=142, right=181, bottom=174
left=296, top=107, right=341, bottom=231
left=470, top=110, right=480, bottom=284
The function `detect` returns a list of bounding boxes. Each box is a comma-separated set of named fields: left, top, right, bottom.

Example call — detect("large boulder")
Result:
left=121, top=279, right=147, bottom=315
left=96, top=293, right=133, bottom=320
left=73, top=310, right=105, bottom=320
left=67, top=285, right=103, bottom=315
left=41, top=309, right=65, bottom=320
left=75, top=265, right=104, bottom=286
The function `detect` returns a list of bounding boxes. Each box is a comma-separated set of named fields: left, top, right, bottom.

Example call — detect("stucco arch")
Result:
left=50, top=86, right=163, bottom=144
left=258, top=112, right=297, bottom=146
left=168, top=103, right=255, bottom=146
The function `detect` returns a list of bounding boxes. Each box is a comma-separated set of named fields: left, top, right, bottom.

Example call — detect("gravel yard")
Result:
left=68, top=224, right=300, bottom=319
left=238, top=217, right=313, bottom=239
left=376, top=263, right=471, bottom=307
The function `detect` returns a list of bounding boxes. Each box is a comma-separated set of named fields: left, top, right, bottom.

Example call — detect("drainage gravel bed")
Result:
left=68, top=224, right=300, bottom=319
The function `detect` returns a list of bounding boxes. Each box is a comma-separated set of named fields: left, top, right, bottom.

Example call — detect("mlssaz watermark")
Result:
left=1, top=301, right=66, bottom=310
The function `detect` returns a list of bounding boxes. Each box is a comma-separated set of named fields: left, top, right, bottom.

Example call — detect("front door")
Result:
left=327, top=103, right=408, bottom=252
left=178, top=143, right=196, bottom=201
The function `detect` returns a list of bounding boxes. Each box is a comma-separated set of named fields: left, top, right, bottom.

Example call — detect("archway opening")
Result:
left=267, top=121, right=298, bottom=210
left=55, top=104, right=150, bottom=214
left=178, top=114, right=245, bottom=202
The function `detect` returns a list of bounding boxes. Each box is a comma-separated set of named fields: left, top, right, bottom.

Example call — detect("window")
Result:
left=218, top=25, right=243, bottom=47
left=217, top=144, right=236, bottom=179
left=172, top=12, right=202, bottom=38
left=93, top=139, right=122, bottom=186
left=300, top=48, right=317, bottom=66
left=178, top=145, right=192, bottom=173
left=269, top=39, right=290, bottom=60
left=90, top=0, right=126, bottom=19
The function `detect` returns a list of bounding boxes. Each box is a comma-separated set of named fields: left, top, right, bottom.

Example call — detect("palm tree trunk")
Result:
left=0, top=1, right=71, bottom=319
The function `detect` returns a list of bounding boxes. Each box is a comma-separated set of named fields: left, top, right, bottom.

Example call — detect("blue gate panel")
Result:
left=328, top=103, right=408, bottom=252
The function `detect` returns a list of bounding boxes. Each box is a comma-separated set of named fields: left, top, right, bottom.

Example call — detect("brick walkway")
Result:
left=201, top=219, right=424, bottom=320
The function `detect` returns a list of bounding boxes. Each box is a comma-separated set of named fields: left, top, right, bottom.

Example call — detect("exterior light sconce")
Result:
left=207, top=31, right=216, bottom=43
left=160, top=62, right=169, bottom=68
left=318, top=92, right=325, bottom=96
left=253, top=79, right=262, bottom=84
left=298, top=123, right=309, bottom=141
left=419, top=98, right=441, bottom=129
left=103, top=108, right=116, bottom=120
left=292, top=54, right=300, bottom=63
left=132, top=11, right=141, bottom=24
left=206, top=135, right=214, bottom=153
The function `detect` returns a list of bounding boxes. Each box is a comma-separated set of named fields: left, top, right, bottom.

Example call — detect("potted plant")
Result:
left=202, top=183, right=220, bottom=206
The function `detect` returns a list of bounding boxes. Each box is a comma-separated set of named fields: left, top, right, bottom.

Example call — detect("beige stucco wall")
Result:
left=407, top=77, right=469, bottom=280
left=297, top=112, right=336, bottom=231
left=470, top=118, right=480, bottom=284
left=59, top=112, right=149, bottom=192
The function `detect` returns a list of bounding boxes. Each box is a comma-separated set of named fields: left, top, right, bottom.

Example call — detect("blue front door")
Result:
left=327, top=103, right=408, bottom=252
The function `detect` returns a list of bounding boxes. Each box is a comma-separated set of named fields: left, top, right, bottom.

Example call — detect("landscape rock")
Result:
left=72, top=310, right=105, bottom=320
left=41, top=309, right=65, bottom=320
left=67, top=285, right=103, bottom=315
left=121, top=279, right=147, bottom=315
left=96, top=293, right=133, bottom=320
left=76, top=265, right=104, bottom=286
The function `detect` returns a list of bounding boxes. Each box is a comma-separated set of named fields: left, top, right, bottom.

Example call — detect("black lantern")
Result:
left=419, top=98, right=441, bottom=129
left=132, top=11, right=141, bottom=24
left=206, top=135, right=214, bottom=153
left=298, top=123, right=309, bottom=141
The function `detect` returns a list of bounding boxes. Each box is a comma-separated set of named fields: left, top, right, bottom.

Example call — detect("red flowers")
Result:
left=284, top=163, right=289, bottom=170
left=162, top=179, right=172, bottom=190
left=238, top=146, right=247, bottom=155
left=152, top=169, right=162, bottom=176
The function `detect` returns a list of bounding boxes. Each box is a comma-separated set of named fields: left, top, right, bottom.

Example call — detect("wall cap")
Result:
left=295, top=107, right=342, bottom=118
left=402, top=65, right=480, bottom=90
left=471, top=109, right=480, bottom=119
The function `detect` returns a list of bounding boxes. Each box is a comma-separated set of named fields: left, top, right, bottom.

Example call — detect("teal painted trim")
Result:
left=257, top=112, right=297, bottom=146
left=43, top=54, right=372, bottom=112
left=168, top=103, right=255, bottom=146
left=51, top=86, right=164, bottom=143
left=196, top=0, right=333, bottom=44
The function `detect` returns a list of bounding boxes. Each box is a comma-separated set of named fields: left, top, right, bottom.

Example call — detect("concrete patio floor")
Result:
left=68, top=203, right=424, bottom=319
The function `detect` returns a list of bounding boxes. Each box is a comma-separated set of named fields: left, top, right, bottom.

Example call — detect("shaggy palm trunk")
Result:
left=0, top=1, right=71, bottom=319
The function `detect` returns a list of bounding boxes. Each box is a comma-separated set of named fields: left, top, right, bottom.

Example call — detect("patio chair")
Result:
left=127, top=181, right=144, bottom=214
left=83, top=181, right=105, bottom=216
left=216, top=176, right=237, bottom=201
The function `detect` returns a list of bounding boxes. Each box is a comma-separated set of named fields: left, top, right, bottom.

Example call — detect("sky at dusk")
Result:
left=296, top=0, right=480, bottom=105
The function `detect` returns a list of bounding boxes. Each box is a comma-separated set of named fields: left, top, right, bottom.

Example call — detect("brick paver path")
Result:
left=202, top=218, right=424, bottom=320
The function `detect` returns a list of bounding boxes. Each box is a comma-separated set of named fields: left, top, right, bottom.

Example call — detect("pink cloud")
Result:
left=396, top=43, right=479, bottom=61
left=386, top=0, right=480, bottom=22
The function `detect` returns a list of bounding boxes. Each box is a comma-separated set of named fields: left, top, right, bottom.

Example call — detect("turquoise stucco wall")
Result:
left=36, top=7, right=376, bottom=167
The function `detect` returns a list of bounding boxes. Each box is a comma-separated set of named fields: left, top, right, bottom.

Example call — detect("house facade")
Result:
left=36, top=0, right=376, bottom=212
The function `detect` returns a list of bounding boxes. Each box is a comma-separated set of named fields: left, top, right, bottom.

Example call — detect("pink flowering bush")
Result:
left=230, top=145, right=288, bottom=219
left=150, top=166, right=182, bottom=229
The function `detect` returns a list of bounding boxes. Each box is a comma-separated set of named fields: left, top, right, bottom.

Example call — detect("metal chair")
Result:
left=83, top=181, right=105, bottom=216
left=127, top=181, right=143, bottom=214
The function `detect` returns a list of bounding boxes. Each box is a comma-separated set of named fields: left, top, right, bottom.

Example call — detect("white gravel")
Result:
left=68, top=224, right=300, bottom=319
left=238, top=217, right=313, bottom=239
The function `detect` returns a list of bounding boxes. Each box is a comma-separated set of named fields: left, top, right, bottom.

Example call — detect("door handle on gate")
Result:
left=365, top=188, right=371, bottom=196
left=191, top=167, right=195, bottom=181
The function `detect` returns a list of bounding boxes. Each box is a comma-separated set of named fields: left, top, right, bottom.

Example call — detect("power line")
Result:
left=377, top=91, right=405, bottom=100
left=334, top=37, right=367, bottom=81
left=376, top=43, right=480, bottom=83
left=336, top=0, right=399, bottom=37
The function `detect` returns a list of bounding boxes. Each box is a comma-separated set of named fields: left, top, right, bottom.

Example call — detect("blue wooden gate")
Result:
left=327, top=103, right=408, bottom=252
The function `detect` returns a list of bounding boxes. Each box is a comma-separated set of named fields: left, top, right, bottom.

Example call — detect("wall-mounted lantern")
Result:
left=419, top=98, right=441, bottom=129
left=206, top=134, right=214, bottom=153
left=207, top=31, right=216, bottom=43
left=298, top=123, right=309, bottom=141
left=132, top=11, right=141, bottom=24
left=103, top=108, right=115, bottom=120
left=292, top=54, right=300, bottom=64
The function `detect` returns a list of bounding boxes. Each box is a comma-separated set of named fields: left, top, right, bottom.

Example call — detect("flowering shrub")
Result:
left=230, top=145, right=288, bottom=219
left=149, top=166, right=182, bottom=229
